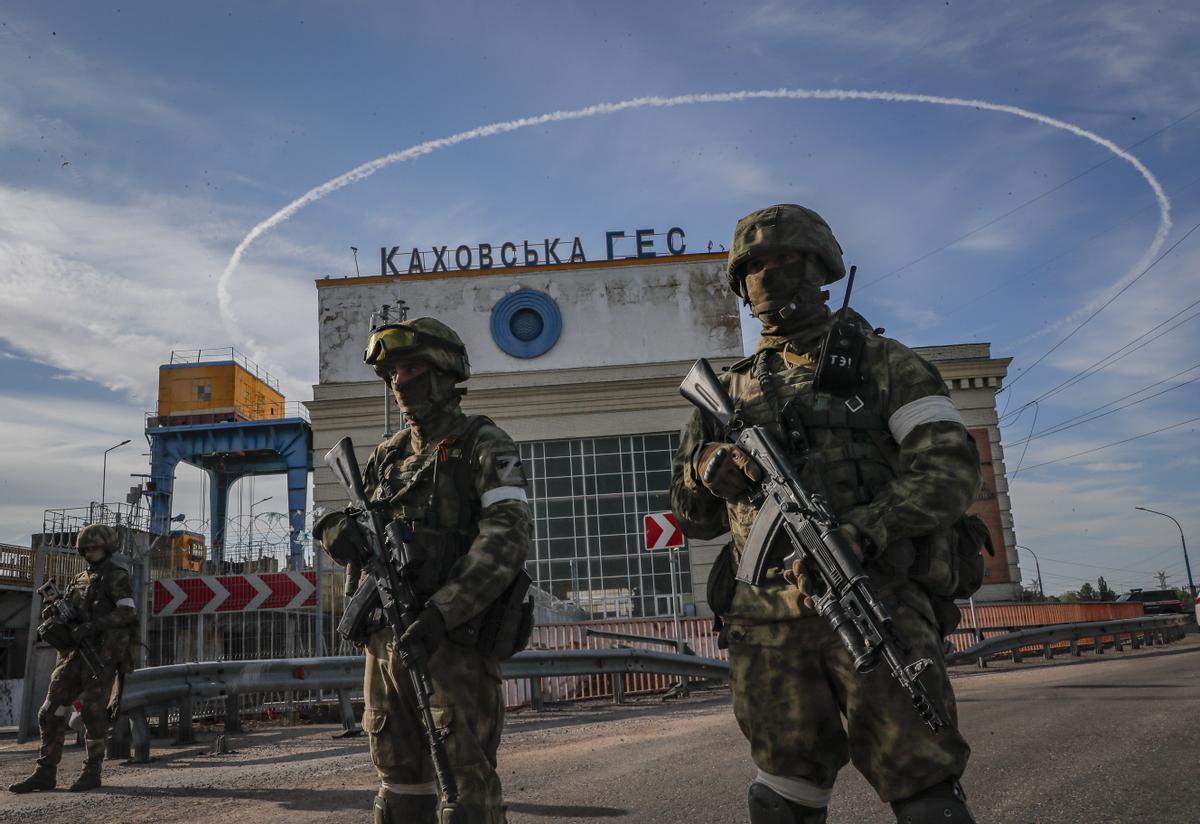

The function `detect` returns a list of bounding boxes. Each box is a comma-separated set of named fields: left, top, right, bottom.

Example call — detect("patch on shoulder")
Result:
left=495, top=454, right=524, bottom=485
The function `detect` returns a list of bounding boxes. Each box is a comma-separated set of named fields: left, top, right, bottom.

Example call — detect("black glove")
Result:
left=71, top=622, right=99, bottom=644
left=695, top=442, right=762, bottom=500
left=313, top=507, right=369, bottom=566
left=399, top=605, right=446, bottom=656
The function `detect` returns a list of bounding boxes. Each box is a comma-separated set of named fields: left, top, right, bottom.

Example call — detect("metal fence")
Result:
left=0, top=543, right=35, bottom=589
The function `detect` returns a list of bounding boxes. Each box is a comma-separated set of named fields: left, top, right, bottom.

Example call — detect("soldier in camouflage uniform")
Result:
left=671, top=205, right=982, bottom=823
left=315, top=317, right=531, bottom=824
left=9, top=524, right=137, bottom=794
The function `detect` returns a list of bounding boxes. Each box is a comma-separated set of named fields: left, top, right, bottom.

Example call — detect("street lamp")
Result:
left=101, top=439, right=132, bottom=506
left=1014, top=544, right=1045, bottom=601
left=249, top=496, right=273, bottom=554
left=1135, top=506, right=1196, bottom=600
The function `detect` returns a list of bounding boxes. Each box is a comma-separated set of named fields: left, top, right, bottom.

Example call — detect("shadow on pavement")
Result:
left=113, top=784, right=370, bottom=812
left=509, top=802, right=628, bottom=817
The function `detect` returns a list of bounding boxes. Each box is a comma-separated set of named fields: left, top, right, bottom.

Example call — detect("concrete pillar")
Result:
left=176, top=695, right=195, bottom=745
left=286, top=465, right=308, bottom=570
left=224, top=692, right=242, bottom=733
left=209, top=469, right=239, bottom=569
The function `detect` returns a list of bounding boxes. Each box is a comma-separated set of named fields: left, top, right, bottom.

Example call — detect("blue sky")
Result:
left=1, top=2, right=1198, bottom=597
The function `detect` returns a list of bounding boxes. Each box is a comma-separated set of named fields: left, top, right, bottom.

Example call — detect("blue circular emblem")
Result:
left=490, top=290, right=562, bottom=358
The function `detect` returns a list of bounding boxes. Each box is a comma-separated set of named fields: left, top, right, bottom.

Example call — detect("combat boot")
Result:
left=69, top=769, right=102, bottom=792
left=8, top=766, right=56, bottom=794
left=892, top=780, right=976, bottom=824
left=748, top=781, right=828, bottom=823
left=69, top=738, right=105, bottom=792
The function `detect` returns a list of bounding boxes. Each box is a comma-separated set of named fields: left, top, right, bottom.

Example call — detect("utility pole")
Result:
left=101, top=439, right=132, bottom=508
left=1135, top=507, right=1195, bottom=600
left=1015, top=545, right=1045, bottom=601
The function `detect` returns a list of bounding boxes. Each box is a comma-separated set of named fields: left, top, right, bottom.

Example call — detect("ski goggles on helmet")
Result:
left=363, top=324, right=466, bottom=367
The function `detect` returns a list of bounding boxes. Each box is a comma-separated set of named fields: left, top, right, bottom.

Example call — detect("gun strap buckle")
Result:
left=844, top=395, right=864, bottom=413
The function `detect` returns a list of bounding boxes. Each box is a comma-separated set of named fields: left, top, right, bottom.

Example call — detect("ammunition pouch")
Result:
left=909, top=513, right=993, bottom=602
left=449, top=569, right=534, bottom=660
left=908, top=514, right=995, bottom=635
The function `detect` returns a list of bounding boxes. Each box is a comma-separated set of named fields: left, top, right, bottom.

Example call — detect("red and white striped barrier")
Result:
left=153, top=571, right=316, bottom=616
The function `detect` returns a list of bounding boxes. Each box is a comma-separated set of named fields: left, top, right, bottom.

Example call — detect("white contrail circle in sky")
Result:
left=218, top=88, right=1171, bottom=348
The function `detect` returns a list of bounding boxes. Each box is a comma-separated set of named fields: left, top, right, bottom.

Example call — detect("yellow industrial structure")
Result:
left=154, top=348, right=285, bottom=425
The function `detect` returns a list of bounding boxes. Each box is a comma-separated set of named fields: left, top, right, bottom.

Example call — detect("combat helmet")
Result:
left=363, top=317, right=471, bottom=383
left=726, top=204, right=847, bottom=296
left=76, top=523, right=120, bottom=555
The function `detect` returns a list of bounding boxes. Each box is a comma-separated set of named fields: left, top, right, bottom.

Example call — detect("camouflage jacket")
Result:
left=671, top=312, right=981, bottom=622
left=358, top=406, right=532, bottom=631
left=59, top=558, right=137, bottom=665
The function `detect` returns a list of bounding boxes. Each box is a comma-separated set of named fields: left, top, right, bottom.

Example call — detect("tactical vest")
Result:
left=736, top=346, right=989, bottom=607
left=71, top=561, right=137, bottom=671
left=365, top=414, right=533, bottom=657
left=370, top=415, right=492, bottom=600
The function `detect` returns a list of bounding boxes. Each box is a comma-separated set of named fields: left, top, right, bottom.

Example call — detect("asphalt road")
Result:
left=1, top=637, right=1197, bottom=823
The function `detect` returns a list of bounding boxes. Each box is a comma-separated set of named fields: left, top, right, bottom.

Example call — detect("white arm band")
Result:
left=116, top=597, right=136, bottom=608
left=888, top=395, right=965, bottom=445
left=480, top=486, right=528, bottom=508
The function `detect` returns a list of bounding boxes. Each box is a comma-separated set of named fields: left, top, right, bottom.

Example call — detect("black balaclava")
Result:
left=391, top=367, right=461, bottom=433
left=745, top=253, right=832, bottom=347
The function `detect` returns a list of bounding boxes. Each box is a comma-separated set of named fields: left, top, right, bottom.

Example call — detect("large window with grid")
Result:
left=518, top=433, right=693, bottom=619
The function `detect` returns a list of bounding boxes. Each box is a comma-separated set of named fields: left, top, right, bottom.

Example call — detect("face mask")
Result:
left=84, top=548, right=107, bottom=564
left=391, top=368, right=458, bottom=425
left=744, top=257, right=831, bottom=335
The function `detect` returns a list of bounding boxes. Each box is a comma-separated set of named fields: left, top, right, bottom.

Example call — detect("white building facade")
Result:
left=308, top=250, right=1021, bottom=618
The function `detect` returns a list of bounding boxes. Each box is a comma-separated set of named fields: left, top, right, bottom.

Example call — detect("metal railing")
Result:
left=96, top=613, right=1195, bottom=762
left=168, top=348, right=280, bottom=390
left=106, top=648, right=730, bottom=762
left=947, top=613, right=1191, bottom=666
left=146, top=400, right=310, bottom=427
left=0, top=543, right=34, bottom=588
left=42, top=502, right=153, bottom=537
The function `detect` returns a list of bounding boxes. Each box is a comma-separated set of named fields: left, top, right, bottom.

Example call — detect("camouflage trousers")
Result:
left=364, top=627, right=506, bottom=823
left=726, top=586, right=970, bottom=803
left=37, top=652, right=115, bottom=774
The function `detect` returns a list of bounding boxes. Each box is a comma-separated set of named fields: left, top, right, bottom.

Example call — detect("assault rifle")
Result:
left=325, top=437, right=459, bottom=804
left=680, top=358, right=945, bottom=732
left=36, top=579, right=106, bottom=680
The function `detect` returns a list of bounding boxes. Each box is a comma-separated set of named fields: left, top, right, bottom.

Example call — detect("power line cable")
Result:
left=1009, top=401, right=1039, bottom=479
left=861, top=106, right=1200, bottom=290
left=1015, top=414, right=1200, bottom=473
left=1037, top=554, right=1176, bottom=576
left=1015, top=297, right=1200, bottom=412
left=1000, top=218, right=1200, bottom=411
left=1005, top=361, right=1200, bottom=448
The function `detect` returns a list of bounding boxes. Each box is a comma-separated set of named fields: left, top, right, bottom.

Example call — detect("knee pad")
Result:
left=891, top=780, right=976, bottom=824
left=38, top=702, right=68, bottom=729
left=748, top=781, right=828, bottom=824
